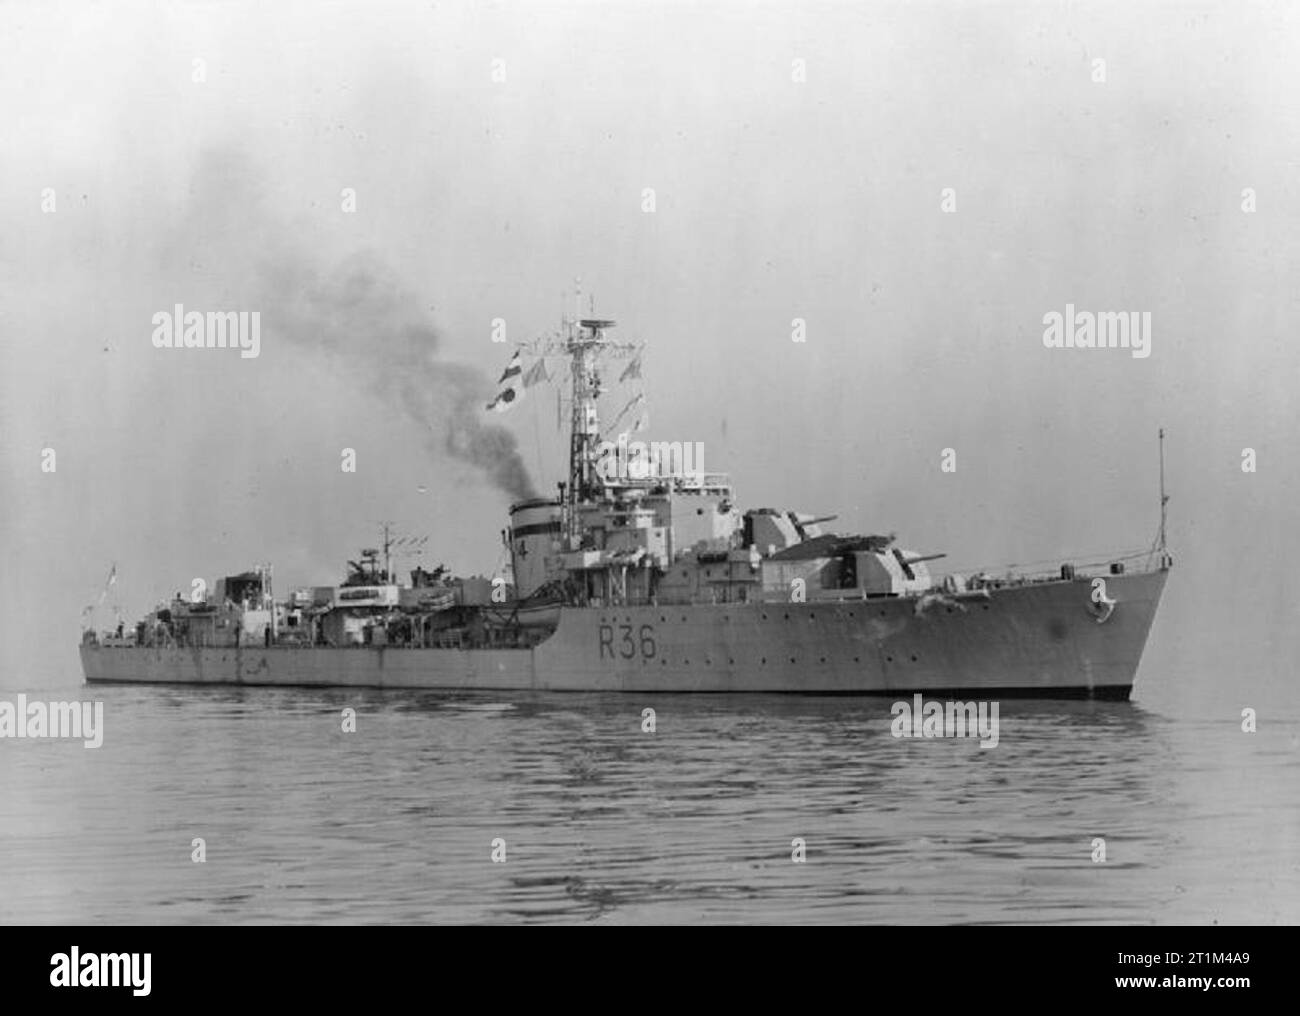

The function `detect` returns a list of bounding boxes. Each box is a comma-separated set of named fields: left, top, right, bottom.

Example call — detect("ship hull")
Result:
left=81, top=570, right=1166, bottom=697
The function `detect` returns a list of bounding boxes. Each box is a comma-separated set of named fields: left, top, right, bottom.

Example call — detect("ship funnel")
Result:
left=508, top=498, right=563, bottom=599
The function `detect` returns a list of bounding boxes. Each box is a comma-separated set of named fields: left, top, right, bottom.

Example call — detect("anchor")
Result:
left=1089, top=577, right=1116, bottom=624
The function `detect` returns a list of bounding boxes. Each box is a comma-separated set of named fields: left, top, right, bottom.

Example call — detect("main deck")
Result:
left=82, top=568, right=1166, bottom=697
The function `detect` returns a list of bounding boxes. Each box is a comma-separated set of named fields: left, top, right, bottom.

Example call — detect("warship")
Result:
left=81, top=315, right=1170, bottom=697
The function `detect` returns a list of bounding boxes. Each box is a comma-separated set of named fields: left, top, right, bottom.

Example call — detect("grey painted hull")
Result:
left=81, top=570, right=1166, bottom=697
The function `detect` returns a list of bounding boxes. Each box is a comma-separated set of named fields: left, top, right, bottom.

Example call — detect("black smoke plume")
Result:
left=263, top=253, right=537, bottom=501
left=167, top=149, right=537, bottom=502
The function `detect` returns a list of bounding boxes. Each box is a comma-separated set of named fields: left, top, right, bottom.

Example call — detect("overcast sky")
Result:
left=2, top=0, right=1298, bottom=707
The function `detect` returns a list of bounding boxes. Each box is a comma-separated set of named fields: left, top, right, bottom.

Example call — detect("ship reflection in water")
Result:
left=2, top=680, right=1294, bottom=924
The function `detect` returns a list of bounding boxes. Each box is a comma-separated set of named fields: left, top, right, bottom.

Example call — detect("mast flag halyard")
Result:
left=486, top=350, right=525, bottom=412
left=483, top=290, right=640, bottom=534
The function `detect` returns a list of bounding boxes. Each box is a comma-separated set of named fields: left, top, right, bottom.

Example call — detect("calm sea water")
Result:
left=1, top=672, right=1297, bottom=924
